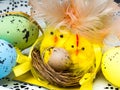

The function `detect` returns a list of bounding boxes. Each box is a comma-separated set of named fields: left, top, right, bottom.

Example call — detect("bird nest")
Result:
left=31, top=48, right=83, bottom=87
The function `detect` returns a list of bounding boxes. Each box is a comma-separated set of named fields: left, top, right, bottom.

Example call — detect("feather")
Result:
left=105, top=16, right=120, bottom=41
left=29, top=0, right=119, bottom=44
left=110, top=17, right=120, bottom=38
left=103, top=13, right=120, bottom=52
left=103, top=34, right=120, bottom=52
left=70, top=0, right=119, bottom=43
left=29, top=0, right=70, bottom=25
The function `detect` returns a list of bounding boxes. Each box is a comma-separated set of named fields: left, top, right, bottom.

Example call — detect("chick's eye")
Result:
left=81, top=47, right=85, bottom=50
left=50, top=32, right=54, bottom=35
left=71, top=45, right=74, bottom=48
left=60, top=34, right=63, bottom=38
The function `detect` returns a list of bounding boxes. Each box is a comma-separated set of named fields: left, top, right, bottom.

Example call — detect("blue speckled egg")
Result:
left=0, top=39, right=17, bottom=79
left=0, top=12, right=40, bottom=50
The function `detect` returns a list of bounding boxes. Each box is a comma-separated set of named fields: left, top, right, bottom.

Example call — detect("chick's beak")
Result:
left=54, top=35, right=58, bottom=43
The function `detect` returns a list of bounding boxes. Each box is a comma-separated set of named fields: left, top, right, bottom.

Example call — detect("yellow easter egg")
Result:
left=102, top=46, right=120, bottom=87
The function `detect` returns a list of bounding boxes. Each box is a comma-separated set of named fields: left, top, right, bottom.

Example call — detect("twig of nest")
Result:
left=31, top=48, right=83, bottom=87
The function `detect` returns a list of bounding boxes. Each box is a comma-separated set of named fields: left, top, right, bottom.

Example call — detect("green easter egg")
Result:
left=0, top=12, right=41, bottom=50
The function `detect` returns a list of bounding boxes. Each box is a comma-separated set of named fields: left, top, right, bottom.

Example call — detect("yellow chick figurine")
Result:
left=64, top=33, right=95, bottom=73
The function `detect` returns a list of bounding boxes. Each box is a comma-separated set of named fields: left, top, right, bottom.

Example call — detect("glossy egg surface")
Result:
left=102, top=47, right=120, bottom=87
left=0, top=39, right=17, bottom=79
left=0, top=12, right=39, bottom=50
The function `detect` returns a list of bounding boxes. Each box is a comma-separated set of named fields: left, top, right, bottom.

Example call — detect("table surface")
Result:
left=0, top=0, right=120, bottom=90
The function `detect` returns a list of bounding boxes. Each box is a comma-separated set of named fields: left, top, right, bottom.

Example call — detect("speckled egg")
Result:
left=43, top=47, right=72, bottom=71
left=0, top=39, right=17, bottom=79
left=0, top=12, right=40, bottom=50
left=101, top=46, right=120, bottom=87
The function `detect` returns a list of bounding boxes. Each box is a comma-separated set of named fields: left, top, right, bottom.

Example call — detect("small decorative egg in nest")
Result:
left=43, top=47, right=72, bottom=72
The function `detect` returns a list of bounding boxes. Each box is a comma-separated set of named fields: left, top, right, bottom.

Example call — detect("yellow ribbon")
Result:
left=79, top=44, right=102, bottom=90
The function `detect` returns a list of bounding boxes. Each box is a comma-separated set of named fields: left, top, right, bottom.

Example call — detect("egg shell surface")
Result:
left=102, top=46, right=120, bottom=87
left=0, top=13, right=39, bottom=50
left=0, top=39, right=17, bottom=79
left=47, top=48, right=71, bottom=71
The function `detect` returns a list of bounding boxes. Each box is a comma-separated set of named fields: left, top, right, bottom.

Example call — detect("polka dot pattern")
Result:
left=0, top=77, right=47, bottom=90
left=0, top=0, right=31, bottom=15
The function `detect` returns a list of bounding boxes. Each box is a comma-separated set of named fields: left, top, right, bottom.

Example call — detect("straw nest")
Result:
left=31, top=48, right=83, bottom=87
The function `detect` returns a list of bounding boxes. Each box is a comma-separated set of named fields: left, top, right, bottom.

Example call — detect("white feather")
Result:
left=29, top=0, right=70, bottom=25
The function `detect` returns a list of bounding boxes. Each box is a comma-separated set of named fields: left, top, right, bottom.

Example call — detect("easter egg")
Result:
left=43, top=47, right=72, bottom=71
left=101, top=46, right=120, bottom=87
left=0, top=12, right=40, bottom=50
left=0, top=39, right=17, bottom=79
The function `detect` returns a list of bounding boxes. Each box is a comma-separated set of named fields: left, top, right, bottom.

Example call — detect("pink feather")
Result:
left=29, top=0, right=120, bottom=44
